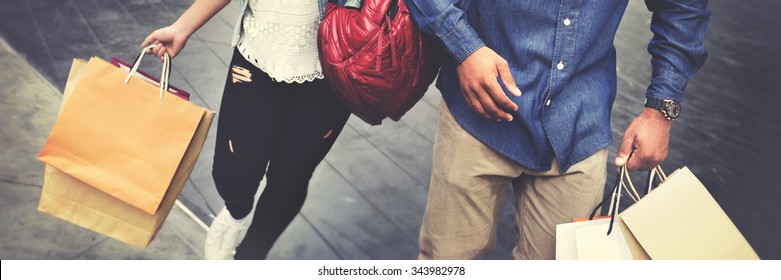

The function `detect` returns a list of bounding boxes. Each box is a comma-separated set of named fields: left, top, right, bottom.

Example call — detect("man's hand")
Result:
left=456, top=46, right=523, bottom=122
left=615, top=107, right=674, bottom=170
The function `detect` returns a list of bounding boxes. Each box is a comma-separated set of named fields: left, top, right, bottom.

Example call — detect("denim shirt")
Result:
left=407, top=0, right=710, bottom=171
left=230, top=0, right=362, bottom=47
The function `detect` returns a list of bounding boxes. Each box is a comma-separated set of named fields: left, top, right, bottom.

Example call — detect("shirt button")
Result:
left=564, top=18, right=571, bottom=26
left=557, top=60, right=564, bottom=70
left=546, top=99, right=551, bottom=106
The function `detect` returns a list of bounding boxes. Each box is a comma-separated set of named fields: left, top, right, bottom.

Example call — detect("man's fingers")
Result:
left=625, top=151, right=642, bottom=171
left=628, top=148, right=666, bottom=171
left=483, top=78, right=518, bottom=113
left=463, top=89, right=492, bottom=120
left=627, top=151, right=652, bottom=171
left=460, top=87, right=479, bottom=113
left=474, top=84, right=511, bottom=121
left=615, top=132, right=636, bottom=167
left=615, top=156, right=627, bottom=167
left=496, top=60, right=522, bottom=97
left=454, top=46, right=520, bottom=121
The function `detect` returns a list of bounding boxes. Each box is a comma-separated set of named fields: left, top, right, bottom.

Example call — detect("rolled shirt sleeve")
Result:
left=645, top=0, right=711, bottom=102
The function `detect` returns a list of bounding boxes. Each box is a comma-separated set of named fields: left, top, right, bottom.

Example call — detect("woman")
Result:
left=142, top=0, right=352, bottom=259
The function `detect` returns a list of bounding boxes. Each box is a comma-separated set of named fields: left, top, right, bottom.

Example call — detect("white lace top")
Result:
left=237, top=0, right=324, bottom=84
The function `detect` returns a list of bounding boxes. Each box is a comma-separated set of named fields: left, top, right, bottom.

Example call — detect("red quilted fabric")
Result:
left=318, top=0, right=439, bottom=125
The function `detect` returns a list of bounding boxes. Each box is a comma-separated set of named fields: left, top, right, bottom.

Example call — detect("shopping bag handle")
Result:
left=587, top=150, right=669, bottom=235
left=644, top=165, right=668, bottom=194
left=123, top=45, right=171, bottom=100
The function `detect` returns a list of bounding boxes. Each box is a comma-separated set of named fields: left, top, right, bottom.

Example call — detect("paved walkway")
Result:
left=0, top=0, right=779, bottom=259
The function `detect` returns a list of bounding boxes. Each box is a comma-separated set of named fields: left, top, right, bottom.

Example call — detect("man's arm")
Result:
left=616, top=0, right=710, bottom=170
left=407, top=0, right=522, bottom=122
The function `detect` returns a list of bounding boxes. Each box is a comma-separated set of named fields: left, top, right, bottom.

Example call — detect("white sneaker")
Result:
left=204, top=206, right=249, bottom=260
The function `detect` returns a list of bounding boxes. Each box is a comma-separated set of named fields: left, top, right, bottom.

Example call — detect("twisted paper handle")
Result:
left=123, top=45, right=171, bottom=100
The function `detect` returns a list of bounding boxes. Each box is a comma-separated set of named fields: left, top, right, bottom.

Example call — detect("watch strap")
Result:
left=644, top=97, right=679, bottom=120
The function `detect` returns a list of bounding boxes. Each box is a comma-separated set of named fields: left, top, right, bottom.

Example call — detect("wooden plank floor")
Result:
left=1, top=0, right=778, bottom=259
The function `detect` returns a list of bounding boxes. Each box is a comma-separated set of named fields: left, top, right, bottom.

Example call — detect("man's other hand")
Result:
left=456, top=46, right=523, bottom=122
left=615, top=107, right=674, bottom=170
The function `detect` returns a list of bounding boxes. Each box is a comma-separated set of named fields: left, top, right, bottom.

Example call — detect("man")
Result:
left=407, top=0, right=710, bottom=259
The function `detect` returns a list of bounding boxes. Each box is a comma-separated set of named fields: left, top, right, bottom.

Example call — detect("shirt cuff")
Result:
left=439, top=21, right=486, bottom=64
left=645, top=67, right=690, bottom=102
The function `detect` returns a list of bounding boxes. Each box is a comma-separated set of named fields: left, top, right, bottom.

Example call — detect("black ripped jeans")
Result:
left=212, top=50, right=350, bottom=260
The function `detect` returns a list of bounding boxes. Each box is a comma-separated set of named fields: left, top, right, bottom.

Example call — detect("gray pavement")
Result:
left=0, top=37, right=205, bottom=260
left=0, top=0, right=779, bottom=260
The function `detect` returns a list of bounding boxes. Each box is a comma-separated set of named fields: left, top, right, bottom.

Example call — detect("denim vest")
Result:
left=230, top=0, right=362, bottom=47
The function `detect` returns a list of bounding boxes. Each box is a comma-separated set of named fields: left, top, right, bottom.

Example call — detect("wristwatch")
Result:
left=644, top=97, right=681, bottom=120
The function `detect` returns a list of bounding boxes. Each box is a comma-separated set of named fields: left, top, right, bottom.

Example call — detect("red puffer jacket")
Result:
left=318, top=0, right=439, bottom=125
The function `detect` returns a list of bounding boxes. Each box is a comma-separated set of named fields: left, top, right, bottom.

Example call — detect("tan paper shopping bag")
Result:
left=556, top=217, right=634, bottom=260
left=38, top=56, right=206, bottom=214
left=620, top=167, right=759, bottom=259
left=615, top=216, right=651, bottom=260
left=38, top=58, right=215, bottom=248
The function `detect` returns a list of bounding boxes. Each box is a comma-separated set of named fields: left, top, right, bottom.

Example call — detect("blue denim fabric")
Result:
left=408, top=0, right=710, bottom=171
left=230, top=0, right=362, bottom=47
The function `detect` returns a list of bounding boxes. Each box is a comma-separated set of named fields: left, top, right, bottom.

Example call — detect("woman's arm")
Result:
left=141, top=0, right=231, bottom=60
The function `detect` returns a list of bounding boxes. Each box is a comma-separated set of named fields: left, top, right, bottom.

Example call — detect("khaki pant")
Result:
left=419, top=101, right=608, bottom=260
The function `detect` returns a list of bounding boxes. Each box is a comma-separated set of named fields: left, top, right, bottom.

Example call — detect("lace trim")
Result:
left=238, top=44, right=325, bottom=84
left=275, top=71, right=325, bottom=84
left=238, top=0, right=324, bottom=84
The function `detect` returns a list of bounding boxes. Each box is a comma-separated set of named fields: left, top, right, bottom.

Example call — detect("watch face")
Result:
left=665, top=101, right=681, bottom=118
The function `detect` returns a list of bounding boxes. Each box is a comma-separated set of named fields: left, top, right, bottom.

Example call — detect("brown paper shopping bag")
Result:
left=38, top=113, right=212, bottom=248
left=38, top=50, right=207, bottom=215
left=620, top=167, right=759, bottom=260
left=38, top=57, right=214, bottom=248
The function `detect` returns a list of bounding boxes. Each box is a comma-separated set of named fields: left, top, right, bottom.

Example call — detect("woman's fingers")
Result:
left=141, top=31, right=158, bottom=49
left=156, top=45, right=168, bottom=61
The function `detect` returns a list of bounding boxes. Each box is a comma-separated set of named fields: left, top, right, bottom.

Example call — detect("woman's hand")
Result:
left=141, top=25, right=190, bottom=61
left=138, top=0, right=230, bottom=62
